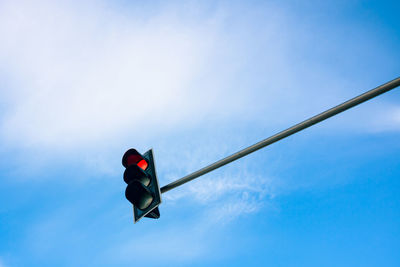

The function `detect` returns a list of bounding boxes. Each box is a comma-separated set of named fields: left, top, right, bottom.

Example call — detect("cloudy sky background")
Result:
left=0, top=0, right=399, bottom=266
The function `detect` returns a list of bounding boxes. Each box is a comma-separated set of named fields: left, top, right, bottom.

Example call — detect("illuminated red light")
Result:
left=137, top=159, right=148, bottom=170
left=126, top=155, right=148, bottom=170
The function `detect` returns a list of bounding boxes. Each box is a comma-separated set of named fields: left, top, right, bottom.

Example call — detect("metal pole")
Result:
left=160, top=77, right=400, bottom=194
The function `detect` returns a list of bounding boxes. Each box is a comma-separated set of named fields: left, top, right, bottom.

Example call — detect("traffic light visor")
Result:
left=122, top=149, right=148, bottom=170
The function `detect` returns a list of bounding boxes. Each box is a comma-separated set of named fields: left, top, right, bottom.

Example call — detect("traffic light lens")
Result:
left=124, top=165, right=151, bottom=186
left=125, top=181, right=154, bottom=210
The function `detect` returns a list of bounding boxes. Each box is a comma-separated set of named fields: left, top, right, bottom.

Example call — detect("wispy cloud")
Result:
left=368, top=104, right=400, bottom=132
left=21, top=192, right=243, bottom=265
left=108, top=185, right=274, bottom=265
left=109, top=226, right=208, bottom=264
left=163, top=171, right=274, bottom=214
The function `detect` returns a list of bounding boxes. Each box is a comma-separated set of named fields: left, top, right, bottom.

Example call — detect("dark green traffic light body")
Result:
left=122, top=148, right=162, bottom=223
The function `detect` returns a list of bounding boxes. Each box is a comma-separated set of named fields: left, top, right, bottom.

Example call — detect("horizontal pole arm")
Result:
left=161, top=77, right=400, bottom=194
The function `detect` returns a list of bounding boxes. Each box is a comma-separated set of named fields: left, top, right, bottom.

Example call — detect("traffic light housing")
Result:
left=122, top=148, right=162, bottom=223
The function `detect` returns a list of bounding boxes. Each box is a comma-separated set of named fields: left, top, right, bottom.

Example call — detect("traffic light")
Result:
left=122, top=148, right=162, bottom=223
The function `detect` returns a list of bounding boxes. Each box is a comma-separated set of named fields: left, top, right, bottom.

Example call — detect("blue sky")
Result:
left=0, top=0, right=399, bottom=266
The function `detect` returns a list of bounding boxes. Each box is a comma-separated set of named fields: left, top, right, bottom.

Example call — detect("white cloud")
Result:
left=0, top=0, right=233, bottom=149
left=1, top=0, right=396, bottom=153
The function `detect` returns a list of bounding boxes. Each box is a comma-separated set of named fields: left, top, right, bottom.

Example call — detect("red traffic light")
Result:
left=122, top=149, right=148, bottom=170
left=122, top=148, right=162, bottom=223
